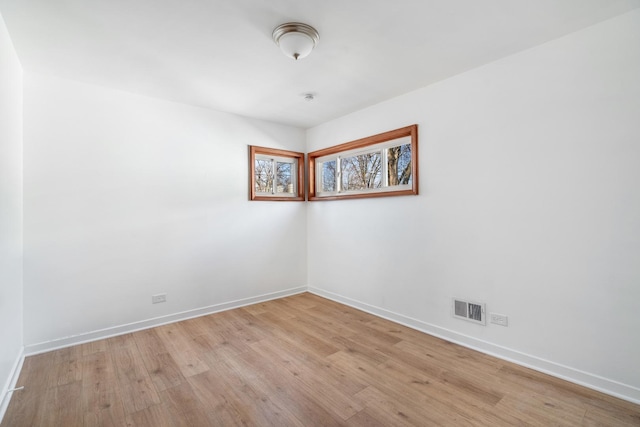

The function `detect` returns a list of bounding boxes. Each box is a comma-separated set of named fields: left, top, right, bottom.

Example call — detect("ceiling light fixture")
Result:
left=272, top=22, right=319, bottom=60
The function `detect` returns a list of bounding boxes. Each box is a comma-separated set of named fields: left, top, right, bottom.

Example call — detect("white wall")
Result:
left=0, top=9, right=24, bottom=411
left=23, top=74, right=307, bottom=347
left=307, top=10, right=640, bottom=401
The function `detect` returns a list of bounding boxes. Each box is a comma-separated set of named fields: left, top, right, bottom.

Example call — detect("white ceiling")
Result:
left=2, top=0, right=639, bottom=128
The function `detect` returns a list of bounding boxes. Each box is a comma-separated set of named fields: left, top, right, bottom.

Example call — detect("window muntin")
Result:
left=249, top=146, right=304, bottom=201
left=309, top=125, right=418, bottom=200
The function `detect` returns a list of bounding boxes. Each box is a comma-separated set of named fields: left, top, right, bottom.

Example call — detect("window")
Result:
left=308, top=125, right=418, bottom=200
left=249, top=146, right=304, bottom=201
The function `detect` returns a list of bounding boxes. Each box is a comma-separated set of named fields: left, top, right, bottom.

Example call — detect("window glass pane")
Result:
left=321, top=160, right=336, bottom=192
left=341, top=152, right=382, bottom=191
left=276, top=161, right=294, bottom=194
left=387, top=143, right=412, bottom=186
left=254, top=159, right=274, bottom=193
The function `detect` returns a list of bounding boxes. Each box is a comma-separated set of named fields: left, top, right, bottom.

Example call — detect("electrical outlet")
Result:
left=152, top=294, right=167, bottom=304
left=490, top=313, right=508, bottom=326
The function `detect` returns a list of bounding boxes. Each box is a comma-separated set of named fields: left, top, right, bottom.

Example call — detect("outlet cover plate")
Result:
left=152, top=294, right=167, bottom=304
left=490, top=312, right=508, bottom=326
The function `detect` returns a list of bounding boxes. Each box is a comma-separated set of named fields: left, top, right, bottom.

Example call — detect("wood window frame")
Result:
left=249, top=146, right=305, bottom=201
left=308, top=124, right=418, bottom=201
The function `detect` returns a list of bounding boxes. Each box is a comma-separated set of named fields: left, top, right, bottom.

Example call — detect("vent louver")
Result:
left=452, top=298, right=486, bottom=325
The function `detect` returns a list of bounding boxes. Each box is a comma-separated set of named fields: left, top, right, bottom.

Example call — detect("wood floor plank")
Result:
left=4, top=292, right=640, bottom=427
left=81, top=350, right=126, bottom=425
left=82, top=390, right=127, bottom=427
left=329, top=349, right=473, bottom=424
left=344, top=409, right=389, bottom=427
left=119, top=377, right=160, bottom=415
left=158, top=382, right=218, bottom=426
left=133, top=328, right=170, bottom=356
left=230, top=349, right=347, bottom=426
left=187, top=370, right=253, bottom=426
left=377, top=358, right=524, bottom=426
left=105, top=333, right=137, bottom=350
left=177, top=316, right=212, bottom=339
left=80, top=340, right=107, bottom=356
left=582, top=404, right=640, bottom=426
left=49, top=380, right=84, bottom=427
left=146, top=352, right=185, bottom=392
left=128, top=404, right=173, bottom=427
left=280, top=293, right=320, bottom=310
left=495, top=391, right=588, bottom=425
left=355, top=385, right=447, bottom=426
left=252, top=334, right=369, bottom=396
left=394, top=337, right=503, bottom=378
left=240, top=301, right=271, bottom=315
left=212, top=312, right=266, bottom=348
left=109, top=341, right=149, bottom=384
left=248, top=338, right=364, bottom=420
left=134, top=328, right=186, bottom=391
left=329, top=334, right=391, bottom=365
left=155, top=323, right=209, bottom=378
left=216, top=356, right=310, bottom=426
left=256, top=311, right=340, bottom=357
left=81, top=351, right=115, bottom=388
left=201, top=351, right=307, bottom=426
left=224, top=307, right=274, bottom=341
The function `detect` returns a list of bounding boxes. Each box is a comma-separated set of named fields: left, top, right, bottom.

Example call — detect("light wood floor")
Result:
left=3, top=293, right=639, bottom=426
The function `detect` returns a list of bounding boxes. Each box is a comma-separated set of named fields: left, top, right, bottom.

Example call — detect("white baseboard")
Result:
left=308, top=286, right=640, bottom=405
left=24, top=286, right=307, bottom=356
left=0, top=347, right=25, bottom=424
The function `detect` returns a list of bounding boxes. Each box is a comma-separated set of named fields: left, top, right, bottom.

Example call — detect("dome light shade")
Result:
left=272, top=22, right=319, bottom=60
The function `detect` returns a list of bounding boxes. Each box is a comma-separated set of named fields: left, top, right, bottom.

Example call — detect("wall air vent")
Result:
left=452, top=298, right=486, bottom=325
